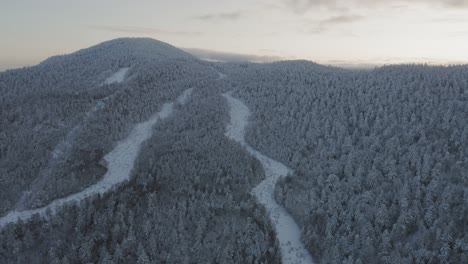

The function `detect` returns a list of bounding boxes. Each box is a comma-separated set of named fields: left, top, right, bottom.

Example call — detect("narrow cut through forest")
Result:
left=223, top=92, right=314, bottom=264
left=0, top=88, right=193, bottom=228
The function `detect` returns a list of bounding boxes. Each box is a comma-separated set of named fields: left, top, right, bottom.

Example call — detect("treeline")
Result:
left=228, top=62, right=468, bottom=263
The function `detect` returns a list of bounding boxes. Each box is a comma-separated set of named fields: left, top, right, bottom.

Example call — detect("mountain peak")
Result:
left=42, top=38, right=194, bottom=66
left=84, top=38, right=194, bottom=59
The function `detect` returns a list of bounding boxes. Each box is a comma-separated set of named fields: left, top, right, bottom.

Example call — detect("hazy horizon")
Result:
left=2, top=0, right=468, bottom=70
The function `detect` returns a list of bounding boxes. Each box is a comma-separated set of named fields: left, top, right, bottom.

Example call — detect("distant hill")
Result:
left=42, top=38, right=195, bottom=66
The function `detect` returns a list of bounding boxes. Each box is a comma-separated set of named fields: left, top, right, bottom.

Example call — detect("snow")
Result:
left=0, top=88, right=193, bottom=228
left=176, top=88, right=193, bottom=105
left=223, top=93, right=314, bottom=264
left=209, top=67, right=226, bottom=81
left=14, top=125, right=80, bottom=209
left=16, top=97, right=111, bottom=210
left=217, top=72, right=227, bottom=80
left=104, top=67, right=129, bottom=84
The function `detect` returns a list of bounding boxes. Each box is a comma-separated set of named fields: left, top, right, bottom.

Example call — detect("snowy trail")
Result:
left=0, top=88, right=193, bottom=228
left=36, top=67, right=125, bottom=189
left=217, top=71, right=227, bottom=80
left=223, top=93, right=314, bottom=264
left=16, top=98, right=108, bottom=210
left=104, top=67, right=129, bottom=84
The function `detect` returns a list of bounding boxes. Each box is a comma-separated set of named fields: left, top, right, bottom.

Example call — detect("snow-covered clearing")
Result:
left=217, top=72, right=227, bottom=80
left=0, top=88, right=193, bottom=228
left=104, top=67, right=129, bottom=84
left=223, top=93, right=314, bottom=264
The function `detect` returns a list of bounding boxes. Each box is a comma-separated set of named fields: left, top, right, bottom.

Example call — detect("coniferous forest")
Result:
left=0, top=38, right=466, bottom=263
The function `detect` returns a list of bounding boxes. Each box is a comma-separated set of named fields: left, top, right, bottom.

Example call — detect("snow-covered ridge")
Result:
left=0, top=88, right=193, bottom=228
left=104, top=67, right=129, bottom=84
left=223, top=93, right=314, bottom=264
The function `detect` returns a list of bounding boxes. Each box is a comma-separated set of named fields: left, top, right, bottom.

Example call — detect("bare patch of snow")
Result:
left=104, top=67, right=129, bottom=84
left=217, top=72, right=227, bottom=80
left=176, top=88, right=194, bottom=105
left=0, top=89, right=193, bottom=228
left=223, top=93, right=314, bottom=264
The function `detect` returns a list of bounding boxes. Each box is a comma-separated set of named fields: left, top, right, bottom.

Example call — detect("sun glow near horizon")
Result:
left=1, top=0, right=468, bottom=70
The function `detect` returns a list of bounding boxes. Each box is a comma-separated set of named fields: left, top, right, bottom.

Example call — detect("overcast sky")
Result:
left=1, top=0, right=468, bottom=70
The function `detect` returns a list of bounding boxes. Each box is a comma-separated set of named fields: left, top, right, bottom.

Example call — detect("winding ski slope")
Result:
left=0, top=88, right=193, bottom=228
left=223, top=93, right=314, bottom=264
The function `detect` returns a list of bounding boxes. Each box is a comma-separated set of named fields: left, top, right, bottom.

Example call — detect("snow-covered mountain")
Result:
left=0, top=38, right=214, bottom=214
left=42, top=38, right=196, bottom=68
left=0, top=38, right=466, bottom=264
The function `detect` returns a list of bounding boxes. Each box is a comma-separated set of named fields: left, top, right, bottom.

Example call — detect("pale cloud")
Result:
left=309, top=14, right=364, bottom=33
left=89, top=25, right=202, bottom=36
left=449, top=30, right=468, bottom=36
left=429, top=17, right=468, bottom=23
left=192, top=11, right=245, bottom=21
left=286, top=0, right=468, bottom=13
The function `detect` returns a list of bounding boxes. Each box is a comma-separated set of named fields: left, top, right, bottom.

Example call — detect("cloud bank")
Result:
left=183, top=48, right=283, bottom=63
left=287, top=0, right=468, bottom=12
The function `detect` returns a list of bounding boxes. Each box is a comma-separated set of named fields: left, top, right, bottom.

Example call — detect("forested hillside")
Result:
left=0, top=38, right=466, bottom=263
left=0, top=38, right=215, bottom=214
left=227, top=62, right=468, bottom=263
left=0, top=82, right=280, bottom=263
